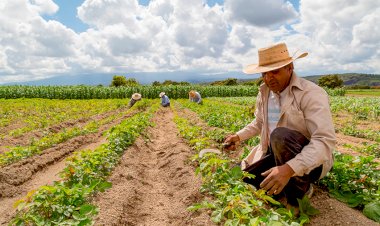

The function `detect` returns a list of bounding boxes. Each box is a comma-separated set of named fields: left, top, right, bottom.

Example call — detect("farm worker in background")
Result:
left=189, top=90, right=202, bottom=104
left=128, top=93, right=142, bottom=108
left=159, top=92, right=170, bottom=107
left=224, top=43, right=335, bottom=211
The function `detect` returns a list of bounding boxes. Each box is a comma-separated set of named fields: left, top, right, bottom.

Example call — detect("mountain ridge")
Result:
left=1, top=72, right=379, bottom=87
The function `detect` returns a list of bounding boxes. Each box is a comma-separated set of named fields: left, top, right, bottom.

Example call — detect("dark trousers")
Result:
left=162, top=103, right=170, bottom=107
left=243, top=127, right=322, bottom=206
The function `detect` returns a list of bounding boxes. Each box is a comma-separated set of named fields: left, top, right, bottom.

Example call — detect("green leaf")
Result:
left=331, top=190, right=363, bottom=207
left=80, top=204, right=96, bottom=215
left=98, top=181, right=112, bottom=192
left=225, top=218, right=240, bottom=226
left=230, top=166, right=243, bottom=179
left=363, top=201, right=380, bottom=222
left=297, top=196, right=320, bottom=216
left=211, top=209, right=223, bottom=223
left=268, top=221, right=284, bottom=226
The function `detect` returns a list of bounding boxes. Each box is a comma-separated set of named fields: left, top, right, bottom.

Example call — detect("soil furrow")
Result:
left=93, top=107, right=212, bottom=226
left=174, top=103, right=379, bottom=226
left=0, top=110, right=139, bottom=224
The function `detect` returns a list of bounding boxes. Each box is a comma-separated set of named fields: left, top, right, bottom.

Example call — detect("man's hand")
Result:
left=260, top=164, right=294, bottom=195
left=223, top=134, right=240, bottom=150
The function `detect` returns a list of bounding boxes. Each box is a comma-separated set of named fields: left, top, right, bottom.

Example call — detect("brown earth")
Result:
left=0, top=107, right=131, bottom=153
left=0, top=105, right=379, bottom=225
left=92, top=107, right=212, bottom=226
left=0, top=110, right=138, bottom=225
left=172, top=103, right=379, bottom=226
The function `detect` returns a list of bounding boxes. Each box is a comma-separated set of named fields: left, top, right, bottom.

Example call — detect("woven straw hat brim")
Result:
left=132, top=93, right=142, bottom=100
left=243, top=52, right=308, bottom=74
left=159, top=92, right=165, bottom=97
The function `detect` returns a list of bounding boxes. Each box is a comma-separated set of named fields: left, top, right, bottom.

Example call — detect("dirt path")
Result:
left=1, top=105, right=378, bottom=225
left=93, top=107, right=212, bottom=226
left=0, top=107, right=130, bottom=154
left=0, top=110, right=137, bottom=225
left=0, top=136, right=108, bottom=225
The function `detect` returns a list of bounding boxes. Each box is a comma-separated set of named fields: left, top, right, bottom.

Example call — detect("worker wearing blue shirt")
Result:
left=159, top=92, right=170, bottom=107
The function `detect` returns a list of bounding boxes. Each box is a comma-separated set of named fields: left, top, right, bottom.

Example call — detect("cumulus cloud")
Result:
left=30, top=0, right=59, bottom=15
left=225, top=0, right=298, bottom=27
left=0, top=0, right=379, bottom=84
left=290, top=0, right=380, bottom=74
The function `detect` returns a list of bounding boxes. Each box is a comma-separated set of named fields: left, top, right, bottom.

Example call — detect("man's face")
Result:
left=262, top=65, right=293, bottom=93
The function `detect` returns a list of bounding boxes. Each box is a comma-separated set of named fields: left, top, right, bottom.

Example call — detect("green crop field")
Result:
left=346, top=89, right=380, bottom=96
left=0, top=87, right=378, bottom=225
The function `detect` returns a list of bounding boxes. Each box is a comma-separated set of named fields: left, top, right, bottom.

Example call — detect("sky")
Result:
left=0, top=0, right=379, bottom=84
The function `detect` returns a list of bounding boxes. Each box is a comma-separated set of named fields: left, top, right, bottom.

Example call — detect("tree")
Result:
left=125, top=78, right=139, bottom=86
left=152, top=81, right=161, bottom=86
left=211, top=78, right=238, bottom=86
left=110, top=75, right=127, bottom=87
left=318, top=74, right=343, bottom=88
left=110, top=76, right=140, bottom=87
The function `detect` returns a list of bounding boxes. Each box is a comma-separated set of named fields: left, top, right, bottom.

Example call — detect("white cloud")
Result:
left=30, top=0, right=59, bottom=15
left=225, top=0, right=298, bottom=27
left=0, top=0, right=379, bottom=84
left=290, top=0, right=380, bottom=74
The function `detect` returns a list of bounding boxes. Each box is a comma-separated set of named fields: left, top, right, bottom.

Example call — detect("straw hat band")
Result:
left=243, top=42, right=308, bottom=74
left=259, top=56, right=292, bottom=66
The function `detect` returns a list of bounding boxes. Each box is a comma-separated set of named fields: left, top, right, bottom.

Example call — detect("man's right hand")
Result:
left=223, top=134, right=240, bottom=151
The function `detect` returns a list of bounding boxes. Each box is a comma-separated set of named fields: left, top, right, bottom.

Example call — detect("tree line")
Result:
left=110, top=74, right=345, bottom=89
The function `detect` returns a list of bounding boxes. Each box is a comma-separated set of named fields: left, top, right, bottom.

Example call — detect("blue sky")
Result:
left=44, top=0, right=301, bottom=33
left=0, top=0, right=379, bottom=84
left=43, top=0, right=241, bottom=32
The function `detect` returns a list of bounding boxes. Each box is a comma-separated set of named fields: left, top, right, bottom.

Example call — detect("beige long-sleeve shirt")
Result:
left=236, top=73, right=335, bottom=179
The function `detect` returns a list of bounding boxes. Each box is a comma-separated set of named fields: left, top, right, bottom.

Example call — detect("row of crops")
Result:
left=172, top=101, right=315, bottom=225
left=0, top=85, right=259, bottom=99
left=0, top=85, right=346, bottom=99
left=9, top=100, right=159, bottom=225
left=0, top=99, right=130, bottom=137
left=172, top=97, right=380, bottom=223
left=1, top=94, right=378, bottom=224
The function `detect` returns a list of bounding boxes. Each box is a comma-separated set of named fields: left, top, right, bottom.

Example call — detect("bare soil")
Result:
left=0, top=110, right=138, bottom=225
left=0, top=105, right=378, bottom=225
left=172, top=104, right=379, bottom=226
left=0, top=107, right=130, bottom=154
left=93, top=107, right=212, bottom=226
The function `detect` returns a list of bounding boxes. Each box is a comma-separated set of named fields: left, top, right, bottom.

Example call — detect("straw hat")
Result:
left=131, top=93, right=142, bottom=100
left=243, top=43, right=308, bottom=74
left=159, top=92, right=165, bottom=98
left=189, top=90, right=196, bottom=97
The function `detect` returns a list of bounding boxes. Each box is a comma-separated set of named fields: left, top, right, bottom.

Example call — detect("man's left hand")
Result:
left=260, top=164, right=294, bottom=195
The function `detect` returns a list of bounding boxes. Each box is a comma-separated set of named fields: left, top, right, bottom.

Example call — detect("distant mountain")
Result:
left=303, top=73, right=380, bottom=87
left=3, top=71, right=259, bottom=86
left=3, top=72, right=379, bottom=87
left=236, top=73, right=380, bottom=87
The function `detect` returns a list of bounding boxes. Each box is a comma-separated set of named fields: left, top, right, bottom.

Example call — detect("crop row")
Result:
left=330, top=96, right=380, bottom=120
left=172, top=103, right=316, bottom=225
left=0, top=99, right=129, bottom=137
left=10, top=100, right=159, bottom=225
left=0, top=85, right=347, bottom=100
left=175, top=99, right=380, bottom=223
left=0, top=85, right=259, bottom=99
left=0, top=105, right=137, bottom=167
left=319, top=152, right=380, bottom=222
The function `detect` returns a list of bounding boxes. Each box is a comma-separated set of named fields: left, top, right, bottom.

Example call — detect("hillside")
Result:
left=303, top=73, right=380, bottom=86
left=233, top=73, right=380, bottom=87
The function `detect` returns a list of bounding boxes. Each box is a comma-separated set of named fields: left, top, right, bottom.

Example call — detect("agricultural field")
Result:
left=0, top=92, right=379, bottom=225
left=346, top=89, right=380, bottom=97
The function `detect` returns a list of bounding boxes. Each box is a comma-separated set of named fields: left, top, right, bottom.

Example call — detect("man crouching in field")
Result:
left=224, top=42, right=336, bottom=212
